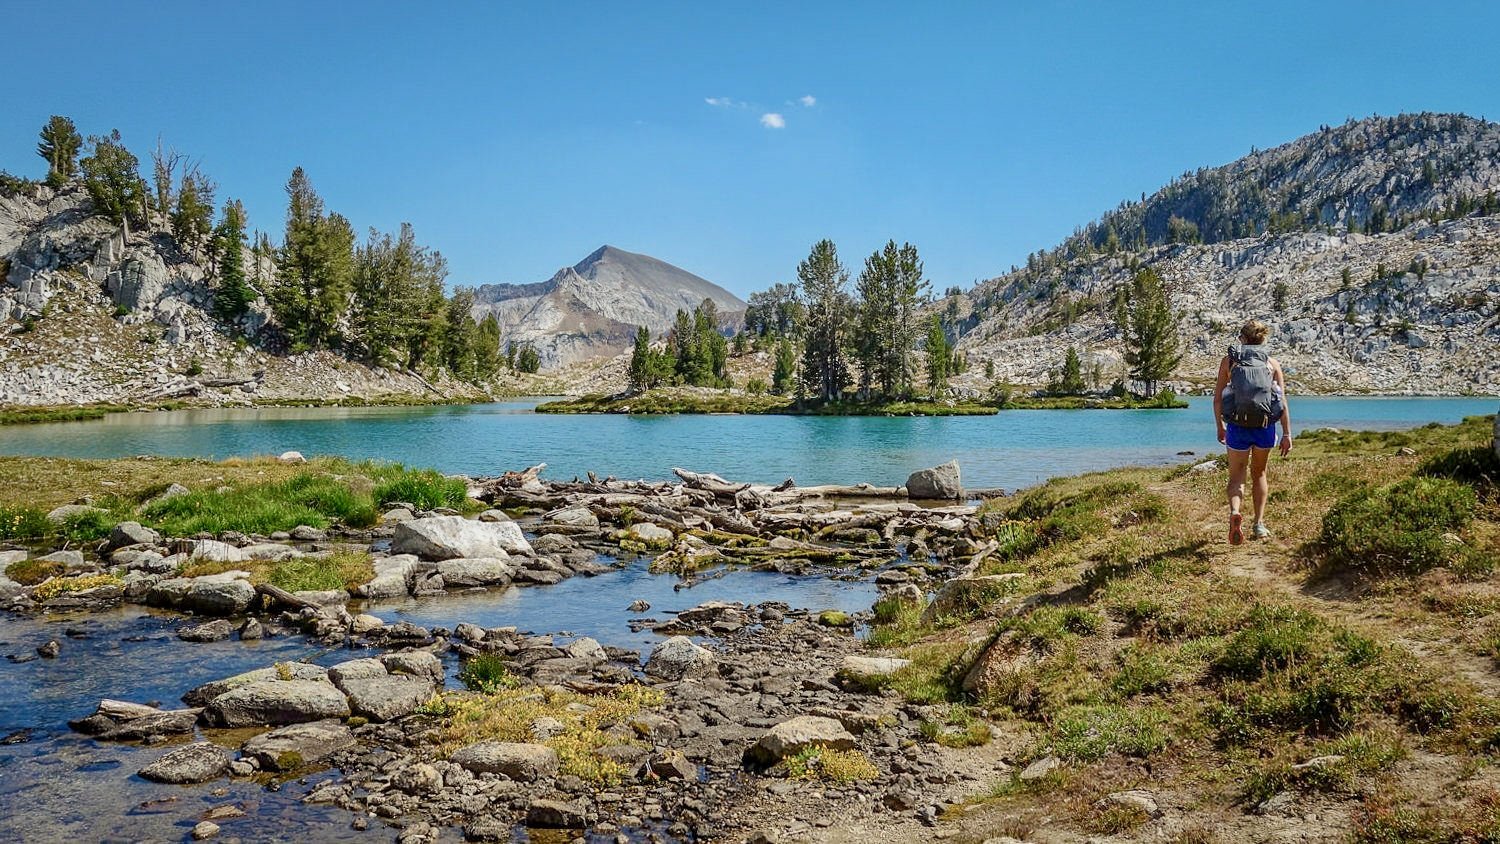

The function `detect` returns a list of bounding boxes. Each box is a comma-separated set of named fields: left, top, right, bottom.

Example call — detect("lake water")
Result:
left=0, top=396, right=1493, bottom=490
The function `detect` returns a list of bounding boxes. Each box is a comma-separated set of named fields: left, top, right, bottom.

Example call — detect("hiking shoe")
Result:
left=1229, top=513, right=1244, bottom=545
left=1252, top=523, right=1272, bottom=540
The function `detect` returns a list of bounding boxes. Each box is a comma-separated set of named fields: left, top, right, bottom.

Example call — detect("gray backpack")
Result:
left=1221, top=345, right=1282, bottom=428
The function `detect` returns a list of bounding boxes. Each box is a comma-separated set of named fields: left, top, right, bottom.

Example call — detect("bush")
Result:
left=1419, top=445, right=1499, bottom=493
left=459, top=653, right=520, bottom=693
left=60, top=509, right=116, bottom=542
left=0, top=506, right=52, bottom=541
left=1319, top=477, right=1477, bottom=574
left=6, top=558, right=66, bottom=586
left=373, top=469, right=468, bottom=510
left=1214, top=605, right=1323, bottom=679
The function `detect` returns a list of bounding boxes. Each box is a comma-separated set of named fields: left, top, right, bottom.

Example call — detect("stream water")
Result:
left=0, top=396, right=1493, bottom=840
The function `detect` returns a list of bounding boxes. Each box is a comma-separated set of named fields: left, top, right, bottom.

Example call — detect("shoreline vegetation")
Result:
left=0, top=391, right=562, bottom=427
left=534, top=386, right=1190, bottom=415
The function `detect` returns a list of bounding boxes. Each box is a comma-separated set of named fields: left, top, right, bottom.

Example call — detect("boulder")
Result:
left=191, top=821, right=220, bottom=841
left=644, top=636, right=717, bottom=681
left=178, top=619, right=234, bottom=642
left=351, top=613, right=385, bottom=634
left=146, top=573, right=256, bottom=616
left=1095, top=789, right=1162, bottom=818
left=564, top=636, right=607, bottom=662
left=97, top=709, right=200, bottom=741
left=379, top=651, right=444, bottom=684
left=925, top=573, right=1024, bottom=620
left=548, top=507, right=599, bottom=528
left=380, top=507, right=415, bottom=524
left=905, top=460, right=963, bottom=500
left=45, top=504, right=102, bottom=525
left=182, top=663, right=328, bottom=706
left=190, top=539, right=246, bottom=563
left=743, top=716, right=856, bottom=768
left=327, top=658, right=388, bottom=686
left=356, top=554, right=418, bottom=600
left=627, top=522, right=674, bottom=545
left=138, top=742, right=232, bottom=784
left=240, top=720, right=356, bottom=771
left=106, top=521, right=160, bottom=551
left=240, top=543, right=299, bottom=562
left=278, top=451, right=307, bottom=464
left=477, top=509, right=513, bottom=522
left=526, top=798, right=586, bottom=828
left=436, top=556, right=515, bottom=587
left=38, top=549, right=86, bottom=568
left=203, top=679, right=350, bottom=727
left=450, top=741, right=559, bottom=782
left=1019, top=755, right=1062, bottom=781
left=838, top=655, right=911, bottom=683
left=391, top=762, right=444, bottom=795
left=649, top=750, right=697, bottom=780
left=338, top=675, right=434, bottom=722
left=392, top=516, right=532, bottom=560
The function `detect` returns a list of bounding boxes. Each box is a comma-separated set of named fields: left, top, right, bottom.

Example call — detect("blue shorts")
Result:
left=1226, top=422, right=1279, bottom=451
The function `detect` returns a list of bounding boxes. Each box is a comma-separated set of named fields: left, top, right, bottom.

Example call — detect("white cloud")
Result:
left=799, top=95, right=816, bottom=107
left=760, top=112, right=786, bottom=129
left=705, top=97, right=733, bottom=107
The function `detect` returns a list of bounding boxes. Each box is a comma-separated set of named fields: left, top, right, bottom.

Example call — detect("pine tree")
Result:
left=37, top=116, right=82, bottom=186
left=797, top=240, right=852, bottom=403
left=79, top=130, right=146, bottom=232
left=171, top=168, right=216, bottom=257
left=772, top=338, right=797, bottom=395
left=272, top=168, right=356, bottom=349
left=516, top=343, right=541, bottom=373
left=1121, top=267, right=1182, bottom=397
left=925, top=314, right=950, bottom=395
left=211, top=199, right=252, bottom=323
left=855, top=241, right=927, bottom=398
left=1055, top=347, right=1086, bottom=394
left=628, top=326, right=673, bottom=391
left=474, top=315, right=502, bottom=379
left=443, top=289, right=480, bottom=381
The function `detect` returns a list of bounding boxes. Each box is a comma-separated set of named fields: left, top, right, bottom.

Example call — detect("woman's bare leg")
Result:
left=1250, top=446, right=1271, bottom=526
left=1226, top=447, right=1250, bottom=544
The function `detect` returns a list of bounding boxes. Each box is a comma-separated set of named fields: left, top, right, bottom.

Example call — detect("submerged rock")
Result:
left=146, top=572, right=256, bottom=616
left=391, top=516, right=532, bottom=560
left=138, top=742, right=232, bottom=784
left=178, top=619, right=234, bottom=642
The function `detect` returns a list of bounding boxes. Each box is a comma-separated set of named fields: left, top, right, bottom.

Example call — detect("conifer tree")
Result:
left=628, top=326, right=673, bottom=391
left=474, top=315, right=502, bottom=379
left=211, top=199, right=252, bottom=323
left=272, top=168, right=356, bottom=349
left=79, top=130, right=146, bottom=232
left=797, top=240, right=851, bottom=402
left=1121, top=267, right=1182, bottom=396
left=925, top=314, right=950, bottom=394
left=855, top=241, right=927, bottom=398
left=1054, top=347, right=1086, bottom=394
left=516, top=343, right=541, bottom=373
left=171, top=167, right=216, bottom=257
left=772, top=338, right=797, bottom=395
left=37, top=116, right=82, bottom=186
left=444, top=290, right=480, bottom=381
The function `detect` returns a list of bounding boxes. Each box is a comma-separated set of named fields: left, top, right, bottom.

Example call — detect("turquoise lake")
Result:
left=0, top=396, right=1493, bottom=489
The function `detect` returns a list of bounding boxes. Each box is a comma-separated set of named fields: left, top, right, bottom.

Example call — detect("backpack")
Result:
left=1221, top=344, right=1283, bottom=428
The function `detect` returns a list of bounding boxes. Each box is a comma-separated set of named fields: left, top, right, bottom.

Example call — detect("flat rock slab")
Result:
left=392, top=516, right=532, bottom=560
left=838, top=655, right=911, bottom=680
left=204, top=679, right=350, bottom=727
left=450, top=741, right=559, bottom=782
left=338, top=675, right=434, bottom=722
left=436, top=557, right=515, bottom=587
left=526, top=798, right=586, bottom=828
left=139, top=742, right=232, bottom=784
left=744, top=715, right=856, bottom=768
left=98, top=709, right=200, bottom=741
left=183, top=663, right=329, bottom=707
left=146, top=573, right=256, bottom=616
left=379, top=651, right=444, bottom=684
left=241, top=720, right=355, bottom=771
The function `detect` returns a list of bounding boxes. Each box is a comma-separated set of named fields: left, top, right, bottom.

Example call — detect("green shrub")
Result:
left=1048, top=703, right=1168, bottom=761
left=1112, top=643, right=1176, bottom=697
left=59, top=509, right=116, bottom=542
left=142, top=472, right=378, bottom=535
left=459, top=653, right=520, bottom=693
left=1319, top=477, right=1477, bottom=574
left=373, top=468, right=468, bottom=510
left=0, top=506, right=51, bottom=540
left=1419, top=445, right=1499, bottom=493
left=267, top=551, right=373, bottom=593
left=1214, top=605, right=1323, bottom=679
left=6, top=558, right=66, bottom=586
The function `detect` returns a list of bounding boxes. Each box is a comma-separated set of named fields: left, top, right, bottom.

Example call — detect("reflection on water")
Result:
left=0, top=397, right=1493, bottom=489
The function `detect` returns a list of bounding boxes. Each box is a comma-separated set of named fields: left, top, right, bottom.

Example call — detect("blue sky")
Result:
left=3, top=1, right=1498, bottom=298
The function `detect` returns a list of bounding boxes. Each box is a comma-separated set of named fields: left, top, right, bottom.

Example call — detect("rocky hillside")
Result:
left=471, top=245, right=745, bottom=368
left=953, top=114, right=1500, bottom=395
left=0, top=184, right=524, bottom=407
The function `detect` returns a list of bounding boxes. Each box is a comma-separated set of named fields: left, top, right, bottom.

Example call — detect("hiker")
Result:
left=1213, top=319, right=1292, bottom=545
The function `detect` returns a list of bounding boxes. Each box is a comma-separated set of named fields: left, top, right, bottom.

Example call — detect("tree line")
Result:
left=17, top=115, right=536, bottom=384
left=631, top=239, right=966, bottom=402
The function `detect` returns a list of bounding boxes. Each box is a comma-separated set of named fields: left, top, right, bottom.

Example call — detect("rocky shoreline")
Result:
left=0, top=459, right=1017, bottom=842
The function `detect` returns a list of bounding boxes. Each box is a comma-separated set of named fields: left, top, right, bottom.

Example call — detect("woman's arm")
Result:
left=1213, top=356, right=1230, bottom=443
left=1273, top=360, right=1292, bottom=456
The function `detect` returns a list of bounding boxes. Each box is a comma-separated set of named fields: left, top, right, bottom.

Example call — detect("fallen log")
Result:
left=254, top=583, right=323, bottom=611
left=672, top=467, right=751, bottom=497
